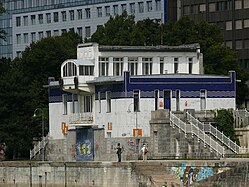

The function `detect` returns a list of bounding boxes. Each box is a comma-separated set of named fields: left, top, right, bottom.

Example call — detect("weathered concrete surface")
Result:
left=1, top=159, right=249, bottom=187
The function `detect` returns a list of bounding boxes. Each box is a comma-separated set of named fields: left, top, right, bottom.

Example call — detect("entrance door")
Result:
left=164, top=90, right=171, bottom=110
left=76, top=128, right=94, bottom=161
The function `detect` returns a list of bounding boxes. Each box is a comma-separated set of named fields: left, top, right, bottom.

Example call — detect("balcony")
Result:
left=69, top=112, right=93, bottom=126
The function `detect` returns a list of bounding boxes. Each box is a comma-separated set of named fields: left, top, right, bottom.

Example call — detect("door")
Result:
left=164, top=90, right=171, bottom=110
left=76, top=128, right=94, bottom=161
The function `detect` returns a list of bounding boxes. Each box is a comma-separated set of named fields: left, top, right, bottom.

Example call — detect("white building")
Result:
left=47, top=43, right=236, bottom=142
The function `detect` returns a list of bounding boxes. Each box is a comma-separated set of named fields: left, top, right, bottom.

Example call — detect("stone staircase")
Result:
left=133, top=162, right=181, bottom=187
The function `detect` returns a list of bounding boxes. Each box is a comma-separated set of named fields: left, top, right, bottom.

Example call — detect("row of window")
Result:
left=183, top=0, right=249, bottom=15
left=15, top=26, right=91, bottom=45
left=225, top=19, right=249, bottom=30
left=15, top=0, right=161, bottom=27
left=226, top=39, right=249, bottom=50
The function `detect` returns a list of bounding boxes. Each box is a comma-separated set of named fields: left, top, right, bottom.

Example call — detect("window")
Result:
left=176, top=90, right=180, bottom=111
left=121, top=4, right=127, bottom=12
left=160, top=57, right=164, bottom=74
left=113, top=57, right=123, bottom=76
left=174, top=58, right=178, bottom=73
left=31, top=32, right=36, bottom=42
left=97, top=7, right=102, bottom=17
left=85, top=26, right=91, bottom=38
left=154, top=90, right=159, bottom=110
left=245, top=0, right=249, bottom=8
left=216, top=1, right=228, bottom=11
left=69, top=28, right=74, bottom=32
left=199, top=4, right=206, bottom=12
left=16, top=51, right=22, bottom=58
left=46, top=13, right=51, bottom=23
left=46, top=31, right=51, bottom=37
left=85, top=8, right=91, bottom=19
left=31, top=15, right=36, bottom=25
left=23, top=16, right=28, bottom=26
left=191, top=5, right=199, bottom=13
left=38, top=31, right=43, bottom=40
left=138, top=2, right=144, bottom=13
left=62, top=29, right=67, bottom=34
left=183, top=6, right=190, bottom=15
left=77, top=27, right=83, bottom=38
left=147, top=1, right=152, bottom=12
left=236, top=20, right=242, bottom=29
left=77, top=9, right=83, bottom=20
left=226, top=21, right=232, bottom=30
left=38, top=14, right=43, bottom=24
left=84, top=96, right=92, bottom=112
left=69, top=10, right=74, bottom=21
left=209, top=3, right=216, bottom=12
left=23, top=33, right=28, bottom=43
left=236, top=40, right=243, bottom=49
left=79, top=66, right=94, bottom=75
left=235, top=0, right=242, bottom=9
left=245, top=40, right=249, bottom=49
left=130, top=3, right=135, bottom=14
left=53, top=12, right=59, bottom=22
left=155, top=0, right=161, bottom=11
left=113, top=5, right=118, bottom=15
left=128, top=57, right=138, bottom=75
left=99, top=57, right=109, bottom=76
left=63, top=62, right=77, bottom=77
left=54, top=30, right=59, bottom=36
left=244, top=19, right=249, bottom=28
left=133, top=90, right=140, bottom=112
left=72, top=94, right=76, bottom=114
left=16, top=17, right=21, bottom=27
left=105, top=6, right=110, bottom=16
left=61, top=11, right=67, bottom=21
left=62, top=94, right=68, bottom=115
left=106, top=91, right=111, bottom=113
left=188, top=58, right=193, bottom=74
left=225, top=41, right=233, bottom=49
left=16, top=34, right=21, bottom=44
left=142, top=58, right=153, bottom=75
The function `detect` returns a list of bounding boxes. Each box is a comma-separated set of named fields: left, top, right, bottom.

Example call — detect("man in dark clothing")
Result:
left=116, top=143, right=123, bottom=162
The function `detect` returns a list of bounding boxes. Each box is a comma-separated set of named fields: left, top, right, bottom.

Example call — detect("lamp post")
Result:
left=33, top=108, right=45, bottom=161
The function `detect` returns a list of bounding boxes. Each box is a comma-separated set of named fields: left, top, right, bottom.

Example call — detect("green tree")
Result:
left=214, top=109, right=239, bottom=144
left=0, top=31, right=81, bottom=159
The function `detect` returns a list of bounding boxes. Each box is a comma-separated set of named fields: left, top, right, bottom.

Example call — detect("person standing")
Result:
left=141, top=144, right=148, bottom=161
left=116, top=143, right=123, bottom=162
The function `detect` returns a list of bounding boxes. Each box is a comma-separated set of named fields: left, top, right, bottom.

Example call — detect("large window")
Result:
left=16, top=17, right=21, bottom=27
left=121, top=4, right=127, bottom=12
left=130, top=3, right=135, bottom=14
left=31, top=15, right=36, bottom=25
left=128, top=57, right=138, bottom=75
left=63, top=62, right=77, bottom=77
left=23, top=33, right=28, bottom=43
left=155, top=0, right=161, bottom=11
left=77, top=9, right=83, bottom=20
left=16, top=34, right=21, bottom=44
left=113, top=57, right=123, bottom=76
left=85, top=8, right=91, bottom=19
left=245, top=0, right=249, bottom=8
left=79, top=66, right=94, bottom=75
left=235, top=0, right=242, bottom=9
left=46, top=13, right=51, bottom=23
left=209, top=3, right=216, bottom=12
left=77, top=27, right=83, bottom=38
left=85, top=26, right=91, bottom=38
left=99, top=57, right=109, bottom=76
left=138, top=2, right=144, bottom=13
left=97, top=7, right=102, bottom=17
left=84, top=96, right=92, bottom=112
left=46, top=31, right=51, bottom=37
left=226, top=21, right=232, bottom=30
left=113, top=5, right=118, bottom=15
left=38, top=31, right=43, bottom=40
left=69, top=10, right=74, bottom=21
left=142, top=58, right=153, bottom=75
left=236, top=20, right=242, bottom=29
left=61, top=11, right=67, bottom=22
left=147, top=1, right=152, bottom=12
left=53, top=12, right=59, bottom=22
left=31, top=32, right=36, bottom=42
left=105, top=6, right=110, bottom=16
left=23, top=16, right=28, bottom=26
left=38, top=14, right=43, bottom=24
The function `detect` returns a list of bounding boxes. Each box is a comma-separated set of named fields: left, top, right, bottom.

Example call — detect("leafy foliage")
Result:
left=0, top=31, right=81, bottom=159
left=214, top=109, right=239, bottom=144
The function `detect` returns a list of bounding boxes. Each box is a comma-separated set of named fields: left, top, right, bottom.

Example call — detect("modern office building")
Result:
left=180, top=0, right=249, bottom=70
left=0, top=0, right=179, bottom=59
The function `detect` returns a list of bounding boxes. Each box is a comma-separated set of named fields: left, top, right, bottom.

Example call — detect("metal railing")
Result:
left=30, top=134, right=49, bottom=160
left=170, top=112, right=225, bottom=157
left=69, top=112, right=93, bottom=124
left=186, top=111, right=244, bottom=154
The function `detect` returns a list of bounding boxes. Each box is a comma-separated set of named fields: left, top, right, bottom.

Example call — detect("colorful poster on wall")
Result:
left=76, top=128, right=94, bottom=161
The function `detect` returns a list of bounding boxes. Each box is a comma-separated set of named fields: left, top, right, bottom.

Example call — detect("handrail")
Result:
left=170, top=112, right=224, bottom=157
left=186, top=111, right=244, bottom=154
left=30, top=134, right=49, bottom=160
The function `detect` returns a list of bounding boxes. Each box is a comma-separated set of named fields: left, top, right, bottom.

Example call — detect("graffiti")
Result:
left=77, top=140, right=91, bottom=155
left=171, top=162, right=231, bottom=186
left=127, top=139, right=136, bottom=151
